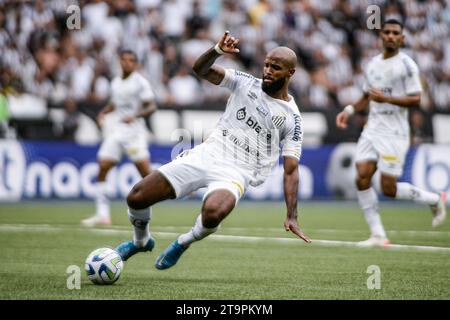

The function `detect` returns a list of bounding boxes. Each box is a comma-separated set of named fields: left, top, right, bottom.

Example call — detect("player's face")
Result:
left=380, top=24, right=404, bottom=52
left=262, top=57, right=290, bottom=94
left=120, top=53, right=137, bottom=74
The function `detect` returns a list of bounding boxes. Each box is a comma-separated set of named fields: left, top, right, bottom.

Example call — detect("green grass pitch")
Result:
left=0, top=200, right=449, bottom=300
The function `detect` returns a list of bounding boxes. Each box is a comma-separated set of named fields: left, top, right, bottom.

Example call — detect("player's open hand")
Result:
left=284, top=217, right=311, bottom=243
left=369, top=88, right=390, bottom=103
left=336, top=111, right=350, bottom=129
left=217, top=31, right=240, bottom=54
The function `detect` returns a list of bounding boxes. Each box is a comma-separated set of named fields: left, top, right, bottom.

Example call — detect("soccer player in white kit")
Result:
left=81, top=50, right=157, bottom=227
left=114, top=31, right=311, bottom=269
left=336, top=19, right=447, bottom=247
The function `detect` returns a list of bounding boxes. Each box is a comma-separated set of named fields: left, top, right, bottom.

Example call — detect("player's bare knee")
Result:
left=126, top=185, right=147, bottom=209
left=381, top=181, right=396, bottom=198
left=126, top=188, right=139, bottom=209
left=202, top=203, right=223, bottom=228
left=356, top=176, right=371, bottom=190
left=203, top=199, right=234, bottom=228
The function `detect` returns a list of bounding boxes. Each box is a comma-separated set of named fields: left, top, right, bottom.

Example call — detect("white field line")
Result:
left=57, top=224, right=450, bottom=237
left=1, top=224, right=450, bottom=237
left=212, top=227, right=450, bottom=237
left=0, top=224, right=449, bottom=253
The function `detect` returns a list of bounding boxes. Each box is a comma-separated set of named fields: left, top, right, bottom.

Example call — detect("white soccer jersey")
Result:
left=202, top=69, right=303, bottom=187
left=108, top=71, right=155, bottom=135
left=362, top=52, right=422, bottom=138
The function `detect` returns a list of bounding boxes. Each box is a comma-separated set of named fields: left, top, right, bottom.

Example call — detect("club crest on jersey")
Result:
left=236, top=107, right=246, bottom=120
left=272, top=115, right=286, bottom=128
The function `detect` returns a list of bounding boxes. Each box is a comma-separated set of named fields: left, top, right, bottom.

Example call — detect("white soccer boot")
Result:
left=430, top=192, right=447, bottom=228
left=81, top=215, right=112, bottom=227
left=357, top=235, right=390, bottom=248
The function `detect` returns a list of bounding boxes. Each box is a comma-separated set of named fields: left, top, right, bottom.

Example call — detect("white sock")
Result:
left=95, top=182, right=110, bottom=219
left=395, top=182, right=439, bottom=205
left=357, top=188, right=387, bottom=238
left=178, top=215, right=218, bottom=247
left=128, top=207, right=151, bottom=247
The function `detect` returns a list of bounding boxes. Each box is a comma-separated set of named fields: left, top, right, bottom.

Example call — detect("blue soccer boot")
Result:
left=115, top=238, right=155, bottom=261
left=155, top=240, right=188, bottom=270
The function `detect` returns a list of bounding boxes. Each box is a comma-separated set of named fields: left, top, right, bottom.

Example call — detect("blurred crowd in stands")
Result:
left=0, top=0, right=449, bottom=143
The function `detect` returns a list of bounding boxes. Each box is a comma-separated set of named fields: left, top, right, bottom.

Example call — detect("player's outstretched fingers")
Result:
left=284, top=219, right=311, bottom=243
left=298, top=231, right=311, bottom=243
left=290, top=226, right=312, bottom=243
left=219, top=30, right=230, bottom=48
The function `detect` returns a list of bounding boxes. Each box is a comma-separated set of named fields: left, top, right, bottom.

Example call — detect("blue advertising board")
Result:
left=0, top=140, right=449, bottom=202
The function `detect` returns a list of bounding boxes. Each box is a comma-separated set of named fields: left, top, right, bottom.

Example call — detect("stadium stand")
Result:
left=0, top=0, right=449, bottom=143
left=7, top=94, right=47, bottom=119
left=149, top=109, right=180, bottom=144
left=432, top=114, right=450, bottom=144
left=181, top=110, right=223, bottom=142
left=74, top=113, right=101, bottom=145
left=300, top=112, right=327, bottom=145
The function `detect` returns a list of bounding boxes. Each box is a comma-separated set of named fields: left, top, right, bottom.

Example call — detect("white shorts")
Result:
left=157, top=147, right=248, bottom=205
left=355, top=133, right=409, bottom=177
left=97, top=134, right=149, bottom=163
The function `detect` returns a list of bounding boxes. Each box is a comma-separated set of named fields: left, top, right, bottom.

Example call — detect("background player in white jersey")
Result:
left=336, top=19, right=447, bottom=247
left=81, top=50, right=157, bottom=227
left=113, top=31, right=311, bottom=270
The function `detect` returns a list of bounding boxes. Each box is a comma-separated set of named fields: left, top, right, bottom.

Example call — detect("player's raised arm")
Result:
left=283, top=156, right=311, bottom=243
left=192, top=31, right=240, bottom=85
left=335, top=93, right=370, bottom=129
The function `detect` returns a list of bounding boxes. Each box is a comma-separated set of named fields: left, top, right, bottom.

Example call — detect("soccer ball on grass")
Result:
left=85, top=247, right=123, bottom=285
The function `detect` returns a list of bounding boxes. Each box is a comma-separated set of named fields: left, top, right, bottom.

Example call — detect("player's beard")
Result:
left=384, top=40, right=399, bottom=53
left=385, top=46, right=398, bottom=53
left=262, top=77, right=286, bottom=95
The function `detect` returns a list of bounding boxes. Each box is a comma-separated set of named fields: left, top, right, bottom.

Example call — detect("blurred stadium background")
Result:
left=0, top=0, right=449, bottom=202
left=0, top=0, right=449, bottom=300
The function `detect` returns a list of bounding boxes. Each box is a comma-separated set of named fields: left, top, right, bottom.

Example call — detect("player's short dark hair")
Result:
left=120, top=49, right=138, bottom=62
left=382, top=18, right=404, bottom=30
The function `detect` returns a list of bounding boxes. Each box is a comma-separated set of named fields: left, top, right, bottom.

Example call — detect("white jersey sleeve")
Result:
left=220, top=69, right=258, bottom=92
left=281, top=111, right=303, bottom=160
left=138, top=74, right=155, bottom=102
left=362, top=68, right=370, bottom=93
left=401, top=57, right=422, bottom=95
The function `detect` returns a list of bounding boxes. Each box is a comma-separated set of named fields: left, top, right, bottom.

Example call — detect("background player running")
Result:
left=81, top=50, right=157, bottom=227
left=336, top=19, right=447, bottom=247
